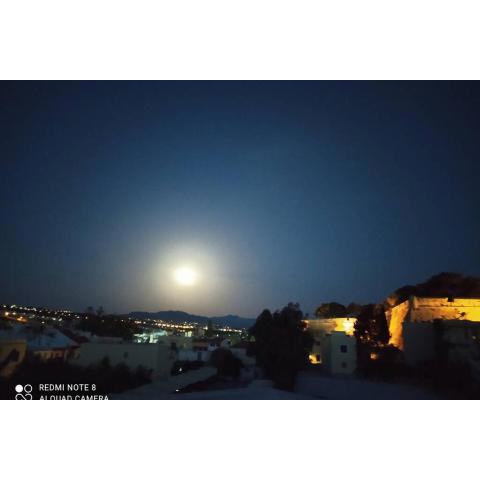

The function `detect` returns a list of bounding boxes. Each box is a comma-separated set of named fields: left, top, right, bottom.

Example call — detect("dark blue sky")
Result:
left=1, top=81, right=479, bottom=317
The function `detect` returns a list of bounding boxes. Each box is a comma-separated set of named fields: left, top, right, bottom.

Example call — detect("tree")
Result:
left=210, top=348, right=243, bottom=378
left=76, top=314, right=140, bottom=341
left=387, top=272, right=480, bottom=308
left=346, top=302, right=363, bottom=317
left=249, top=303, right=313, bottom=391
left=315, top=302, right=347, bottom=318
left=354, top=304, right=391, bottom=376
left=96, top=306, right=105, bottom=317
left=354, top=303, right=389, bottom=345
left=85, top=306, right=95, bottom=315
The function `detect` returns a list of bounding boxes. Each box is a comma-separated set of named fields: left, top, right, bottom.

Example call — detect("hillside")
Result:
left=128, top=310, right=255, bottom=329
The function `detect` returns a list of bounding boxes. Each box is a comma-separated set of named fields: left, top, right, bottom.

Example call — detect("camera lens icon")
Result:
left=15, top=384, right=33, bottom=399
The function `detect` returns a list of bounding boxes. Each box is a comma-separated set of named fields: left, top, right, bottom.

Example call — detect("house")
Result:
left=27, top=327, right=79, bottom=361
left=155, top=334, right=192, bottom=351
left=0, top=322, right=79, bottom=363
left=73, top=330, right=124, bottom=344
left=177, top=337, right=252, bottom=364
left=133, top=329, right=168, bottom=343
left=321, top=331, right=357, bottom=375
left=304, top=317, right=357, bottom=373
left=177, top=337, right=221, bottom=362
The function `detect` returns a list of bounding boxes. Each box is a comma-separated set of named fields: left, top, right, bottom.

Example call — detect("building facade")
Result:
left=387, top=296, right=480, bottom=366
left=321, top=331, right=357, bottom=375
left=72, top=342, right=175, bottom=378
left=304, top=317, right=357, bottom=374
left=387, top=296, right=480, bottom=349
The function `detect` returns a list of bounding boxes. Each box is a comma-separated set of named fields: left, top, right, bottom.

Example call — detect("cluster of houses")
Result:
left=0, top=310, right=254, bottom=390
left=0, top=322, right=79, bottom=377
left=2, top=294, right=480, bottom=394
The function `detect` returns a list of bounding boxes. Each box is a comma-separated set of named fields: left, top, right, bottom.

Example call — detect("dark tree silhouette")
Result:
left=315, top=302, right=347, bottom=318
left=387, top=272, right=480, bottom=308
left=346, top=302, right=363, bottom=317
left=210, top=348, right=243, bottom=378
left=76, top=314, right=140, bottom=340
left=354, top=304, right=392, bottom=377
left=249, top=303, right=313, bottom=391
left=354, top=303, right=389, bottom=345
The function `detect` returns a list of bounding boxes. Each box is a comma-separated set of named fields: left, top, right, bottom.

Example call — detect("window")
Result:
left=340, top=345, right=347, bottom=353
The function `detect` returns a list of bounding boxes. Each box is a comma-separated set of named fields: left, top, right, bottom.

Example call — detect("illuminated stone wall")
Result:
left=388, top=296, right=480, bottom=350
left=409, top=297, right=480, bottom=322
left=387, top=300, right=410, bottom=349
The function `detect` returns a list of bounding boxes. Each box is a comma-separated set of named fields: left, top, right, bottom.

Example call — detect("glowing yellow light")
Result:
left=174, top=267, right=198, bottom=286
left=370, top=352, right=379, bottom=360
left=342, top=318, right=355, bottom=335
left=309, top=354, right=322, bottom=364
left=333, top=317, right=356, bottom=336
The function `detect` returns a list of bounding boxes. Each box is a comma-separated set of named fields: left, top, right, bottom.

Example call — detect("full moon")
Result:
left=174, top=267, right=198, bottom=286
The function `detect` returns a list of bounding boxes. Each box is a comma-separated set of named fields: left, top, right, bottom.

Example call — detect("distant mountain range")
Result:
left=128, top=310, right=255, bottom=329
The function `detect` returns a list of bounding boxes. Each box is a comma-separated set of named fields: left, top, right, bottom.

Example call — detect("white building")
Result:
left=321, top=331, right=357, bottom=375
left=304, top=317, right=357, bottom=375
left=177, top=339, right=256, bottom=367
left=177, top=337, right=222, bottom=363
left=155, top=334, right=192, bottom=351
left=178, top=349, right=211, bottom=362
left=72, top=342, right=175, bottom=379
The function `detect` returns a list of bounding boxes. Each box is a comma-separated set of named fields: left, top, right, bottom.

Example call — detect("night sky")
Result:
left=1, top=81, right=479, bottom=318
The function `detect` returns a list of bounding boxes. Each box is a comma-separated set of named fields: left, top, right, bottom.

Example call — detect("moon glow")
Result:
left=174, top=267, right=198, bottom=286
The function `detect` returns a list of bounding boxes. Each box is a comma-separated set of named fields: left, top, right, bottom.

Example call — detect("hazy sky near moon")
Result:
left=1, top=81, right=479, bottom=317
